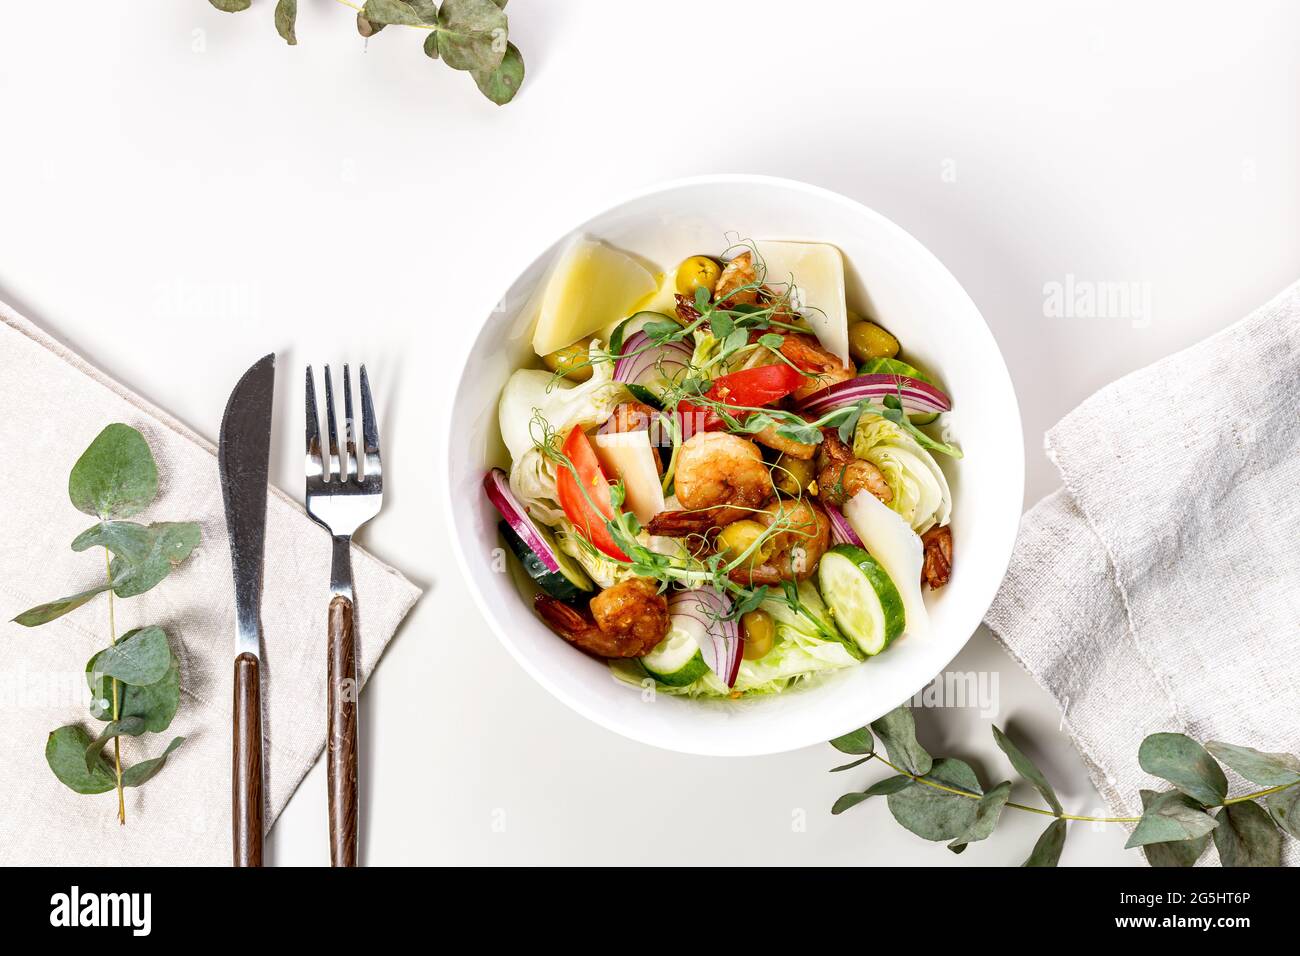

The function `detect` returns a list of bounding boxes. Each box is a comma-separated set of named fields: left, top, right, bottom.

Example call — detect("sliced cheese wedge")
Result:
left=843, top=489, right=930, bottom=639
left=532, top=238, right=657, bottom=357
left=592, top=430, right=665, bottom=525
left=754, top=240, right=850, bottom=368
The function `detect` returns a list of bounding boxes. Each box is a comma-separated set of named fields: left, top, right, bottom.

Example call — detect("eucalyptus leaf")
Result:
left=12, top=583, right=108, bottom=626
left=275, top=0, right=297, bottom=44
left=1213, top=801, right=1282, bottom=867
left=1124, top=790, right=1219, bottom=849
left=1138, top=733, right=1228, bottom=807
left=87, top=626, right=171, bottom=687
left=437, top=0, right=508, bottom=72
left=829, top=756, right=872, bottom=773
left=88, top=657, right=180, bottom=733
left=423, top=31, right=439, bottom=58
left=121, top=737, right=185, bottom=788
left=470, top=40, right=524, bottom=105
left=46, top=726, right=116, bottom=795
left=357, top=12, right=384, bottom=36
left=949, top=780, right=1012, bottom=852
left=1139, top=790, right=1210, bottom=867
left=1204, top=741, right=1300, bottom=788
left=362, top=0, right=425, bottom=26
left=83, top=717, right=146, bottom=772
left=1265, top=786, right=1300, bottom=840
left=832, top=775, right=911, bottom=815
left=68, top=424, right=158, bottom=520
left=1023, top=818, right=1067, bottom=867
left=208, top=0, right=252, bottom=10
left=408, top=0, right=440, bottom=21
left=870, top=706, right=932, bottom=776
left=73, top=521, right=201, bottom=598
left=992, top=724, right=1063, bottom=816
left=886, top=758, right=981, bottom=841
left=830, top=726, right=874, bottom=755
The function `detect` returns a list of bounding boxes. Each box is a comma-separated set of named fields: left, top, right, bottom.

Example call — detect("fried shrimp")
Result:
left=779, top=333, right=856, bottom=402
left=816, top=430, right=892, bottom=507
left=673, top=432, right=772, bottom=514
left=534, top=577, right=670, bottom=658
left=713, top=251, right=760, bottom=308
left=728, top=499, right=830, bottom=586
left=753, top=423, right=817, bottom=459
left=921, top=525, right=953, bottom=590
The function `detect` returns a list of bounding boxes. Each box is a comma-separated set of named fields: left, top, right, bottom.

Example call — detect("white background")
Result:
left=2, top=0, right=1296, bottom=865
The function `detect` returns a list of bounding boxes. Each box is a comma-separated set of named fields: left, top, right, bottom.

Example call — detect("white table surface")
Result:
left=2, top=0, right=1296, bottom=866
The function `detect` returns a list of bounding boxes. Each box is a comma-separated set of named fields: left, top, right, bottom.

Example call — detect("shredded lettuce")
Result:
left=500, top=340, right=628, bottom=529
left=853, top=415, right=952, bottom=533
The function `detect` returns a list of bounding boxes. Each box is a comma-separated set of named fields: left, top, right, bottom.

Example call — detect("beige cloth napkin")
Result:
left=0, top=302, right=421, bottom=866
left=985, top=280, right=1300, bottom=865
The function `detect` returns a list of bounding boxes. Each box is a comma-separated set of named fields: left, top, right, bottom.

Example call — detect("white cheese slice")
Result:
left=532, top=238, right=657, bottom=357
left=592, top=430, right=665, bottom=525
left=843, top=490, right=930, bottom=639
left=754, top=240, right=850, bottom=368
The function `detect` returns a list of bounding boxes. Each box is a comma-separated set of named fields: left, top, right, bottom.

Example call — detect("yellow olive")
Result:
left=716, top=519, right=773, bottom=565
left=848, top=317, right=900, bottom=363
left=674, top=255, right=722, bottom=296
left=773, top=455, right=817, bottom=497
left=541, top=339, right=594, bottom=382
left=742, top=610, right=775, bottom=659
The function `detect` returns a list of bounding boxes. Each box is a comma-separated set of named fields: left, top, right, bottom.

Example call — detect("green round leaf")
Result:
left=830, top=726, right=874, bottom=755
left=83, top=717, right=146, bottom=772
left=275, top=0, right=298, bottom=45
left=1124, top=789, right=1219, bottom=848
left=1213, top=801, right=1283, bottom=867
left=362, top=0, right=424, bottom=26
left=1265, top=786, right=1300, bottom=840
left=74, top=521, right=201, bottom=599
left=886, top=758, right=981, bottom=841
left=1204, top=741, right=1300, bottom=788
left=949, top=780, right=1012, bottom=852
left=121, top=737, right=185, bottom=788
left=471, top=41, right=524, bottom=105
left=68, top=424, right=158, bottom=519
left=424, top=31, right=439, bottom=59
left=832, top=775, right=911, bottom=815
left=1139, top=790, right=1211, bottom=867
left=1138, top=732, right=1228, bottom=807
left=208, top=0, right=252, bottom=11
left=46, top=725, right=116, bottom=794
left=870, top=706, right=932, bottom=776
left=437, top=0, right=508, bottom=72
left=87, top=626, right=172, bottom=687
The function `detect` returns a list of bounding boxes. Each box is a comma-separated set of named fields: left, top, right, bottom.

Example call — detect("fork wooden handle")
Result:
left=232, top=652, right=264, bottom=867
left=327, top=594, right=359, bottom=867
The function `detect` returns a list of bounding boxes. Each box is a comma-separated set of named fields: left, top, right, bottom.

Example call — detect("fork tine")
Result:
left=305, top=366, right=324, bottom=480
left=342, top=364, right=358, bottom=482
left=323, top=364, right=341, bottom=482
left=360, top=365, right=382, bottom=478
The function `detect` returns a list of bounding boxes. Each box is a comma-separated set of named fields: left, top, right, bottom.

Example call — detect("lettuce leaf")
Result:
left=853, top=414, right=952, bottom=533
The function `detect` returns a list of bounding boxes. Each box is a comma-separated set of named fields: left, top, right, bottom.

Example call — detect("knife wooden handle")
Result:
left=327, top=594, right=359, bottom=867
left=232, top=652, right=264, bottom=867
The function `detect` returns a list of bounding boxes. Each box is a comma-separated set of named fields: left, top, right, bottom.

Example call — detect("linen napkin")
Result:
left=985, top=280, right=1300, bottom=865
left=0, top=302, right=421, bottom=866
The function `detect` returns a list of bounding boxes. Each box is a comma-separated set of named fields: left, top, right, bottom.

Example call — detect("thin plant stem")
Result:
left=860, top=752, right=1300, bottom=825
left=105, top=549, right=125, bottom=826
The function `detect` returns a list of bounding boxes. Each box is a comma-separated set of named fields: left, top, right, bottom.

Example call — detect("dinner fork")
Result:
left=305, top=363, right=383, bottom=867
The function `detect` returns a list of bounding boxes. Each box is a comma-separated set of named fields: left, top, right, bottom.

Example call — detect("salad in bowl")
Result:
left=484, top=236, right=960, bottom=699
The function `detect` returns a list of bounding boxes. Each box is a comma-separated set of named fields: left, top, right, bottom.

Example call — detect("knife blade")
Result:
left=218, top=353, right=275, bottom=868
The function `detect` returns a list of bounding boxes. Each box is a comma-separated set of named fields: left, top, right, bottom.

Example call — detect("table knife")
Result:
left=218, top=353, right=276, bottom=868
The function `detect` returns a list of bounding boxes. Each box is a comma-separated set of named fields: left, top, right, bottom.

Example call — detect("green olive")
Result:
left=541, top=339, right=594, bottom=382
left=716, top=519, right=773, bottom=564
left=674, top=255, right=722, bottom=296
left=848, top=316, right=900, bottom=363
left=773, top=455, right=817, bottom=497
left=742, top=610, right=775, bottom=659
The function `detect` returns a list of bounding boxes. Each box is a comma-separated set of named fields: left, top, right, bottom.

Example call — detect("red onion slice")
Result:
left=667, top=587, right=743, bottom=688
left=795, top=373, right=952, bottom=417
left=613, top=331, right=694, bottom=393
left=483, top=467, right=561, bottom=574
left=825, top=503, right=864, bottom=547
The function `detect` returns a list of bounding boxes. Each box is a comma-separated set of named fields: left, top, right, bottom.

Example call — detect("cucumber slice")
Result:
left=817, top=544, right=906, bottom=656
left=641, top=619, right=710, bottom=686
left=498, top=520, right=594, bottom=603
left=625, top=383, right=664, bottom=409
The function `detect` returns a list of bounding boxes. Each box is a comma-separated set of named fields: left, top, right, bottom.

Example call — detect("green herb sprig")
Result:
left=207, top=0, right=524, bottom=105
left=13, top=425, right=200, bottom=824
left=829, top=704, right=1300, bottom=866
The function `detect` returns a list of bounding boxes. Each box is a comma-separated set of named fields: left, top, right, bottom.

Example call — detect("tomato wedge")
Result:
left=678, top=364, right=806, bottom=434
left=555, top=425, right=629, bottom=561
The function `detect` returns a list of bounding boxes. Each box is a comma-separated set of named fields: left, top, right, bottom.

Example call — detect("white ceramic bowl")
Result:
left=443, top=175, right=1023, bottom=756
